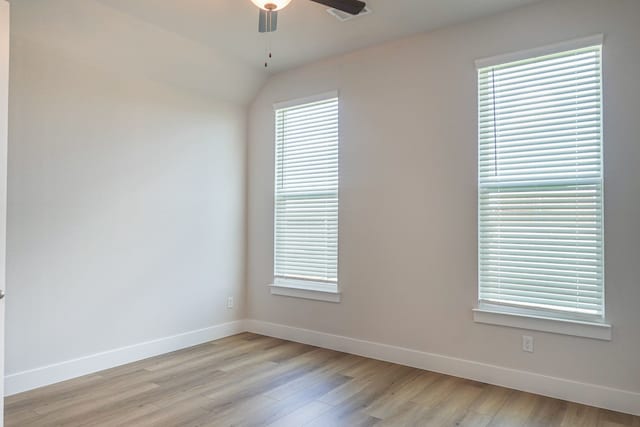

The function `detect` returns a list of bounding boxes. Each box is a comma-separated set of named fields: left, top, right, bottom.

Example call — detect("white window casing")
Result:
left=271, top=92, right=340, bottom=302
left=475, top=36, right=609, bottom=338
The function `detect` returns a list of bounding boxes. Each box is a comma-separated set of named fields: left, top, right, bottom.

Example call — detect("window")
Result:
left=272, top=92, right=339, bottom=300
left=477, top=38, right=604, bottom=324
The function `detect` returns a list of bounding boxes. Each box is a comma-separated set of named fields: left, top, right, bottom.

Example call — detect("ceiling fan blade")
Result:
left=309, top=0, right=366, bottom=15
left=258, top=9, right=278, bottom=33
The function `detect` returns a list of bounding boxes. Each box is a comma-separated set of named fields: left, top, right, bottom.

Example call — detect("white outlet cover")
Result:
left=227, top=297, right=234, bottom=309
left=522, top=335, right=534, bottom=353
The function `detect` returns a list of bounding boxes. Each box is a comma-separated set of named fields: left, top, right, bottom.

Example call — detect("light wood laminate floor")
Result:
left=6, top=333, right=640, bottom=426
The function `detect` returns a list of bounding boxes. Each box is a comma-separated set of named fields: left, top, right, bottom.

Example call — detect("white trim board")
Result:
left=273, top=90, right=338, bottom=111
left=6, top=319, right=639, bottom=417
left=5, top=320, right=246, bottom=396
left=472, top=308, right=612, bottom=341
left=245, top=319, right=640, bottom=416
left=475, top=34, right=603, bottom=69
left=270, top=283, right=341, bottom=303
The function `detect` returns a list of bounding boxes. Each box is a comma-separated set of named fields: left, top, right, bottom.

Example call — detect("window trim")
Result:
left=271, top=91, right=340, bottom=302
left=270, top=279, right=341, bottom=303
left=273, top=90, right=340, bottom=112
left=473, top=307, right=611, bottom=341
left=475, top=34, right=603, bottom=69
left=474, top=36, right=609, bottom=336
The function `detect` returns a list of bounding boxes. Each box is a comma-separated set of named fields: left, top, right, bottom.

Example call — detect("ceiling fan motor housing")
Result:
left=255, top=0, right=367, bottom=34
left=251, top=0, right=293, bottom=11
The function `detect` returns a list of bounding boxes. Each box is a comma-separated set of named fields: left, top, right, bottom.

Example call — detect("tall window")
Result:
left=477, top=39, right=604, bottom=321
left=274, top=93, right=339, bottom=292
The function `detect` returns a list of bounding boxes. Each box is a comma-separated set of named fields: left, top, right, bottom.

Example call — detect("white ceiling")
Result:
left=12, top=0, right=541, bottom=104
left=11, top=0, right=265, bottom=104
left=95, top=0, right=540, bottom=73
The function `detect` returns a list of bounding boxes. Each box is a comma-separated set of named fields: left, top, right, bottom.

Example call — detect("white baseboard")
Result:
left=245, top=319, right=640, bottom=417
left=5, top=320, right=246, bottom=396
left=7, top=318, right=639, bottom=417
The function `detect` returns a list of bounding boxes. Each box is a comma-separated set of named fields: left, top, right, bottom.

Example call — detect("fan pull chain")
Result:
left=265, top=33, right=273, bottom=68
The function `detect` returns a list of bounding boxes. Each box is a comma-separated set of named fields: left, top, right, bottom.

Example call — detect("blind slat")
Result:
left=478, top=44, right=604, bottom=320
left=275, top=97, right=339, bottom=285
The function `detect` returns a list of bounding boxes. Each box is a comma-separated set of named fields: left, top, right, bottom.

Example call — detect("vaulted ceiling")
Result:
left=12, top=0, right=541, bottom=104
left=96, top=0, right=541, bottom=73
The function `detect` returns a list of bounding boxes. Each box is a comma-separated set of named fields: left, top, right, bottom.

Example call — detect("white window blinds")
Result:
left=274, top=94, right=339, bottom=287
left=477, top=41, right=604, bottom=320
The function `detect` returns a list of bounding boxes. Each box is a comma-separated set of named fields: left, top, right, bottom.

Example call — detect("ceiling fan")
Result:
left=251, top=0, right=367, bottom=33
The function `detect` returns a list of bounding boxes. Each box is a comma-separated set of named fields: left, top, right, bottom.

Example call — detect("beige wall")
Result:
left=247, top=0, right=640, bottom=393
left=6, top=36, right=247, bottom=374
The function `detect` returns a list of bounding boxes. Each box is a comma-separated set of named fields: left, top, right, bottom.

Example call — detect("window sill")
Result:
left=472, top=308, right=612, bottom=341
left=270, top=281, right=341, bottom=303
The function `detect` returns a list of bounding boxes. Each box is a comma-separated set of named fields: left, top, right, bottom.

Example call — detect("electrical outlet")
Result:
left=522, top=335, right=534, bottom=353
left=226, top=297, right=234, bottom=309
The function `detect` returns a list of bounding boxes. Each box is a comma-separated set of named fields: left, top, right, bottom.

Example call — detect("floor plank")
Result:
left=5, top=332, right=639, bottom=426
